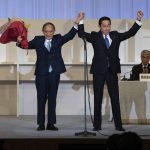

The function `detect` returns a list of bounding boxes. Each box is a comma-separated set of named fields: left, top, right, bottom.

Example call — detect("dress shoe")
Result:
left=93, top=126, right=101, bottom=131
left=46, top=124, right=58, bottom=131
left=37, top=125, right=45, bottom=131
left=115, top=127, right=125, bottom=131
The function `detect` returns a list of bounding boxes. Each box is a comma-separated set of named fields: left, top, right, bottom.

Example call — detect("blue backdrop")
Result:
left=0, top=0, right=150, bottom=19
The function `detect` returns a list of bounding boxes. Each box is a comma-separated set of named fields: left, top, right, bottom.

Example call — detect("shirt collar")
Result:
left=142, top=64, right=149, bottom=68
left=103, top=34, right=112, bottom=45
left=45, top=39, right=52, bottom=42
left=103, top=34, right=110, bottom=39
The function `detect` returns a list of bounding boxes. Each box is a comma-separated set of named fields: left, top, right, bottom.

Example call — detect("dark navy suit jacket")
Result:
left=27, top=27, right=77, bottom=75
left=78, top=23, right=141, bottom=74
left=130, top=63, right=150, bottom=80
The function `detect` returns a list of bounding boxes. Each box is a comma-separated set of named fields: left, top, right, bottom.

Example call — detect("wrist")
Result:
left=136, top=18, right=141, bottom=21
left=16, top=42, right=20, bottom=46
left=74, top=21, right=79, bottom=25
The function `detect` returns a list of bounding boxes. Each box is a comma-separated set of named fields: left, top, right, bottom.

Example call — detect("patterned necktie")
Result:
left=104, top=35, right=110, bottom=49
left=143, top=65, right=148, bottom=73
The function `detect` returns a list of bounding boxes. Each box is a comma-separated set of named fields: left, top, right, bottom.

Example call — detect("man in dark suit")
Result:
left=130, top=50, right=150, bottom=80
left=77, top=11, right=143, bottom=131
left=17, top=18, right=79, bottom=131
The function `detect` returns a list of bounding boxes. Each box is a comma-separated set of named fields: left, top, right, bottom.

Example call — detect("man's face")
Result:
left=141, top=53, right=150, bottom=65
left=100, top=20, right=111, bottom=35
left=43, top=24, right=55, bottom=40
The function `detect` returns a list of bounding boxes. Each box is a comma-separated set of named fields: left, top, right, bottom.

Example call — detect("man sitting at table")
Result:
left=130, top=50, right=150, bottom=80
left=121, top=50, right=149, bottom=122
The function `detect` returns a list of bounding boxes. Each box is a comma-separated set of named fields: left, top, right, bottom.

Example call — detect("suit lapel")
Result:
left=99, top=31, right=114, bottom=49
left=109, top=32, right=117, bottom=49
left=98, top=31, right=107, bottom=48
left=41, top=36, right=45, bottom=46
left=109, top=32, right=115, bottom=40
left=42, top=36, right=54, bottom=53
left=148, top=64, right=150, bottom=73
left=139, top=64, right=143, bottom=73
left=50, top=35, right=60, bottom=54
left=50, top=36, right=56, bottom=54
left=40, top=36, right=49, bottom=52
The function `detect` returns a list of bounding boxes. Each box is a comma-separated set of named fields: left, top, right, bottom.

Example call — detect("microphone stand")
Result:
left=121, top=71, right=132, bottom=81
left=75, top=36, right=96, bottom=137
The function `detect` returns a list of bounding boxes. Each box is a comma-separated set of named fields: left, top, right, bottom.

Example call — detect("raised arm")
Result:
left=77, top=12, right=92, bottom=43
left=118, top=10, right=144, bottom=42
left=61, top=27, right=77, bottom=45
left=60, top=14, right=82, bottom=45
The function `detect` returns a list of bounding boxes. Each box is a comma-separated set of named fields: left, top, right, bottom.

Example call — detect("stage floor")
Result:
left=0, top=115, right=150, bottom=139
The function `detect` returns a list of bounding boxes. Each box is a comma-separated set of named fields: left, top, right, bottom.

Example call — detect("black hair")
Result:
left=107, top=134, right=120, bottom=150
left=98, top=16, right=111, bottom=26
left=118, top=132, right=143, bottom=150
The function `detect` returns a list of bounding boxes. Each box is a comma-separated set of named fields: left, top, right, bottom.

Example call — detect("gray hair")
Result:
left=141, top=50, right=150, bottom=56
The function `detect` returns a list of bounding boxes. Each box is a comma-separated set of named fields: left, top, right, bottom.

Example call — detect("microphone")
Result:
left=82, top=35, right=86, bottom=43
left=121, top=71, right=132, bottom=81
left=82, top=35, right=87, bottom=51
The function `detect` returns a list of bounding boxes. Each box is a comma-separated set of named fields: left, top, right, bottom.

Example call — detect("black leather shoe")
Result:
left=93, top=126, right=101, bottom=131
left=37, top=125, right=45, bottom=131
left=46, top=124, right=58, bottom=131
left=115, top=127, right=125, bottom=131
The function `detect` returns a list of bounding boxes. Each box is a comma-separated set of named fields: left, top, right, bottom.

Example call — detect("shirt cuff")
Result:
left=73, top=24, right=78, bottom=30
left=136, top=20, right=142, bottom=26
left=79, top=20, right=84, bottom=25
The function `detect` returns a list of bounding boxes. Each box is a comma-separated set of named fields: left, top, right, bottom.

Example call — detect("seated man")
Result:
left=121, top=50, right=149, bottom=122
left=130, top=50, right=150, bottom=80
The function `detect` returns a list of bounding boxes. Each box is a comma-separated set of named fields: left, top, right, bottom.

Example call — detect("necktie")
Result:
left=47, top=40, right=51, bottom=52
left=143, top=65, right=148, bottom=73
left=104, top=35, right=110, bottom=67
left=104, top=36, right=110, bottom=49
left=47, top=40, right=52, bottom=72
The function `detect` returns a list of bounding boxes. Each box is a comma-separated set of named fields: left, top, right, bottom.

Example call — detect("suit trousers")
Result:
left=93, top=68, right=122, bottom=128
left=35, top=73, right=60, bottom=125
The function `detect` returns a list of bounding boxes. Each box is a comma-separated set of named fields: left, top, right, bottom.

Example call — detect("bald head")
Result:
left=141, top=50, right=150, bottom=65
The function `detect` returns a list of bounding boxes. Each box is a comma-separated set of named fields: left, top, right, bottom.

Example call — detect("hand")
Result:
left=78, top=12, right=85, bottom=21
left=136, top=10, right=144, bottom=21
left=74, top=12, right=85, bottom=25
left=17, top=36, right=22, bottom=43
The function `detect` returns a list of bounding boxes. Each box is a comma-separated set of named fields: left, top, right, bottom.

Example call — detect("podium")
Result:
left=119, top=81, right=150, bottom=124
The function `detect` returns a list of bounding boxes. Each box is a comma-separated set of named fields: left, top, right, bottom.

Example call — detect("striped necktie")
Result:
left=143, top=65, right=148, bottom=73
